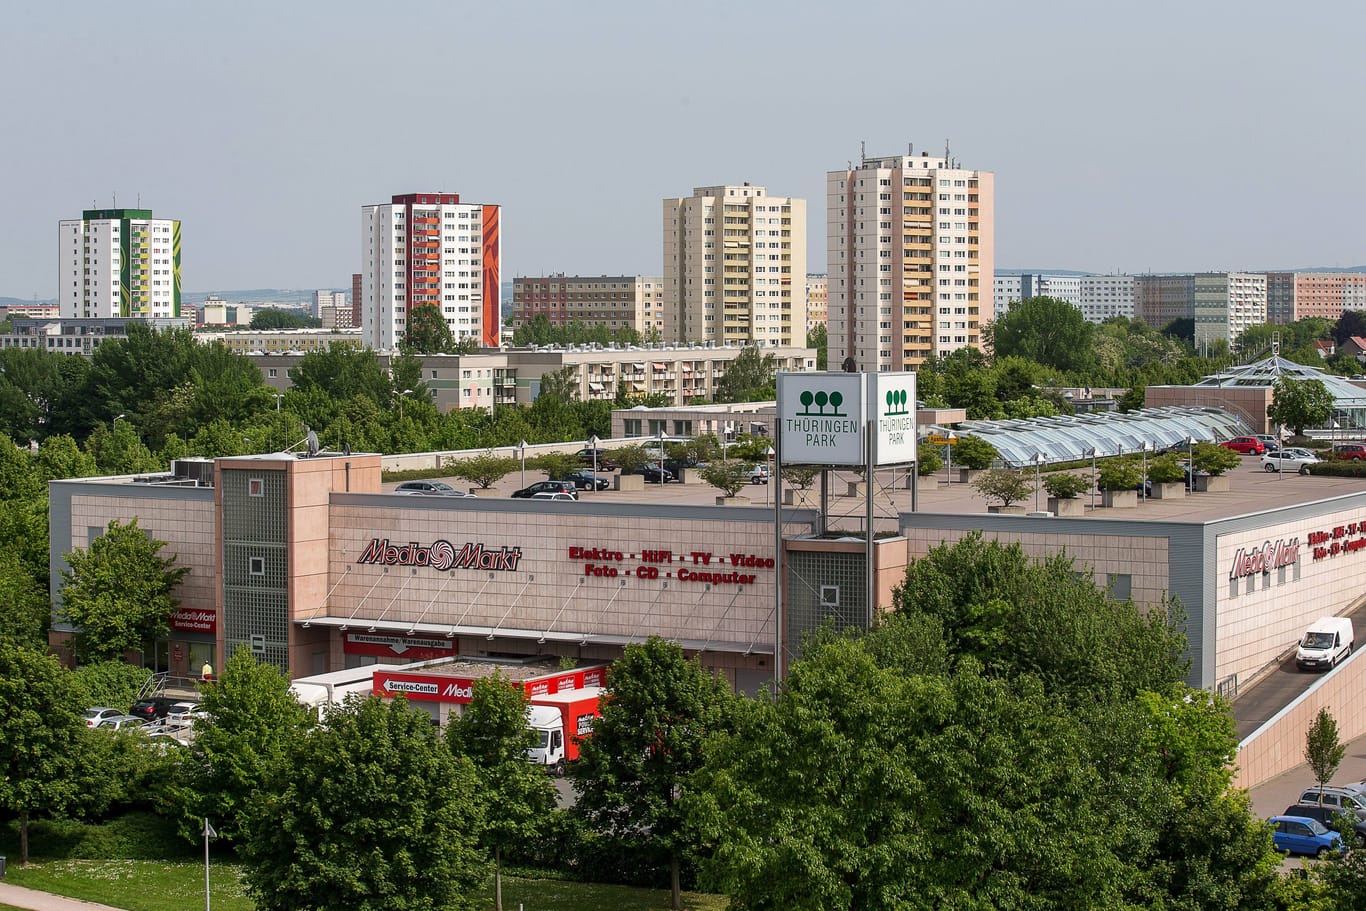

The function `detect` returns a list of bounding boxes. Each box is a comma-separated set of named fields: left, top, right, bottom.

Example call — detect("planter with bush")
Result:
left=970, top=468, right=1033, bottom=513
left=952, top=436, right=998, bottom=482
left=700, top=460, right=751, bottom=504
left=1145, top=454, right=1187, bottom=499
left=782, top=465, right=820, bottom=506
left=916, top=444, right=943, bottom=479
left=1043, top=472, right=1089, bottom=516
left=1191, top=441, right=1239, bottom=492
left=1097, top=459, right=1141, bottom=508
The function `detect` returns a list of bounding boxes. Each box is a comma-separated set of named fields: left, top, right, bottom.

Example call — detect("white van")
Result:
left=1296, top=616, right=1354, bottom=671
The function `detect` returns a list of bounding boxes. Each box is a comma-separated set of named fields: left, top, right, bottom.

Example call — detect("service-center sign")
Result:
left=873, top=373, right=917, bottom=466
left=778, top=373, right=866, bottom=465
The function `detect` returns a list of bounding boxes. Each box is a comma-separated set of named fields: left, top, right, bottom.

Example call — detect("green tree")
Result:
left=1192, top=441, right=1241, bottom=476
left=67, top=660, right=153, bottom=710
left=969, top=468, right=1033, bottom=507
left=1267, top=376, right=1334, bottom=437
left=0, top=551, right=50, bottom=648
left=806, top=324, right=828, bottom=370
left=32, top=433, right=99, bottom=481
left=446, top=451, right=517, bottom=489
left=528, top=451, right=579, bottom=481
left=447, top=676, right=556, bottom=911
left=0, top=432, right=44, bottom=503
left=698, top=460, right=750, bottom=498
left=692, top=639, right=1124, bottom=911
left=288, top=344, right=390, bottom=407
left=949, top=435, right=997, bottom=470
left=714, top=346, right=776, bottom=403
left=174, top=646, right=313, bottom=844
left=403, top=303, right=455, bottom=354
left=251, top=308, right=319, bottom=330
left=1332, top=310, right=1366, bottom=346
left=59, top=518, right=189, bottom=663
left=1305, top=707, right=1347, bottom=802
left=241, top=695, right=486, bottom=911
left=572, top=637, right=734, bottom=910
left=986, top=296, right=1096, bottom=373
left=916, top=443, right=942, bottom=476
left=0, top=640, right=83, bottom=864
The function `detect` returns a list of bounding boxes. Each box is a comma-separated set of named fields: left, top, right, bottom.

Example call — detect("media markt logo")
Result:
left=797, top=389, right=847, bottom=417
left=884, top=388, right=911, bottom=416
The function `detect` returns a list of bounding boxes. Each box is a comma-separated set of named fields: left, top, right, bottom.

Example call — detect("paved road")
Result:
left=0, top=883, right=126, bottom=911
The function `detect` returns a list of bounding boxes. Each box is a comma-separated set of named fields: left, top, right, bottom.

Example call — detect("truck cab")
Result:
left=526, top=705, right=568, bottom=774
left=524, top=686, right=603, bottom=775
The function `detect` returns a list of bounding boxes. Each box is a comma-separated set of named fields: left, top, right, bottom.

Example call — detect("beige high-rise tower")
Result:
left=827, top=150, right=994, bottom=372
left=663, top=184, right=807, bottom=347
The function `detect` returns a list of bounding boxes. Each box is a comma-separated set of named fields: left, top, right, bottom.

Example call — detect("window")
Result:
left=248, top=478, right=264, bottom=497
left=249, top=556, right=266, bottom=576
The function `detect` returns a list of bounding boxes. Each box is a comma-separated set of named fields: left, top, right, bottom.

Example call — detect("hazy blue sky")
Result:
left=3, top=0, right=1362, bottom=298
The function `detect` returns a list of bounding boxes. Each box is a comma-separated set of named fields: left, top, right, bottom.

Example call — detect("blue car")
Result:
left=1270, top=815, right=1344, bottom=857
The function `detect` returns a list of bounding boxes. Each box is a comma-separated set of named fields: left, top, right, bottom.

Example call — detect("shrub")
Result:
left=1191, top=442, right=1241, bottom=477
left=1308, top=461, right=1366, bottom=477
left=1042, top=472, right=1089, bottom=499
left=609, top=445, right=653, bottom=474
left=952, top=436, right=998, bottom=470
left=1097, top=459, right=1142, bottom=491
left=917, top=444, right=943, bottom=477
left=1147, top=454, right=1187, bottom=484
left=528, top=452, right=579, bottom=480
left=782, top=465, right=820, bottom=490
left=970, top=469, right=1033, bottom=507
left=445, top=451, right=517, bottom=489
left=0, top=812, right=195, bottom=861
left=699, top=460, right=750, bottom=498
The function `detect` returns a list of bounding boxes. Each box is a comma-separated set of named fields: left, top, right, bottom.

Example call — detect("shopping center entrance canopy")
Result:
left=952, top=406, right=1251, bottom=468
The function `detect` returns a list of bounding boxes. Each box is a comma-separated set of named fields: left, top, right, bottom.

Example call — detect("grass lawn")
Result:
left=5, top=860, right=729, bottom=911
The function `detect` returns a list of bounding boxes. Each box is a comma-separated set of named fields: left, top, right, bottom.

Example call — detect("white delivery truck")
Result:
left=1296, top=616, right=1354, bottom=671
left=289, top=664, right=407, bottom=715
left=525, top=686, right=604, bottom=775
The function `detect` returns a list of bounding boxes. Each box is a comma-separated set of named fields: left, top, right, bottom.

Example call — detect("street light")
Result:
left=517, top=440, right=528, bottom=488
left=271, top=394, right=284, bottom=451
left=657, top=428, right=666, bottom=485
left=1186, top=436, right=1195, bottom=488
left=945, top=432, right=958, bottom=485
left=765, top=445, right=775, bottom=507
left=1141, top=441, right=1153, bottom=501
left=398, top=389, right=413, bottom=422
left=1033, top=452, right=1045, bottom=512
left=113, top=413, right=125, bottom=432
left=1086, top=448, right=1098, bottom=511
left=588, top=434, right=600, bottom=492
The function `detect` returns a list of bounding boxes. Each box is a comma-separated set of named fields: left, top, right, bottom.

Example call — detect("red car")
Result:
left=1331, top=443, right=1366, bottom=462
left=1220, top=436, right=1265, bottom=455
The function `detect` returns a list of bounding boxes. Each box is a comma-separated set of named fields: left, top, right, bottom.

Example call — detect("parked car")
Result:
left=748, top=464, right=771, bottom=484
left=129, top=698, right=177, bottom=722
left=1255, top=434, right=1281, bottom=451
left=394, top=480, right=473, bottom=497
left=512, top=481, right=577, bottom=499
left=1283, top=803, right=1366, bottom=837
left=530, top=491, right=577, bottom=501
left=1260, top=450, right=1320, bottom=473
left=575, top=448, right=619, bottom=471
left=1330, top=443, right=1366, bottom=461
left=1270, top=815, right=1344, bottom=856
left=664, top=458, right=702, bottom=478
left=563, top=469, right=610, bottom=491
left=165, top=702, right=207, bottom=725
left=1297, top=785, right=1366, bottom=819
left=1220, top=436, right=1266, bottom=455
left=83, top=707, right=124, bottom=728
left=624, top=463, right=675, bottom=483
left=95, top=715, right=146, bottom=732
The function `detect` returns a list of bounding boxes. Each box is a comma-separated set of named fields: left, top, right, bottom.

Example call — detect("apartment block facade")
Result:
left=1273, top=272, right=1366, bottom=323
left=360, top=193, right=500, bottom=350
left=1194, top=272, right=1267, bottom=349
left=662, top=184, right=807, bottom=348
left=511, top=275, right=664, bottom=335
left=59, top=208, right=181, bottom=319
left=1134, top=274, right=1195, bottom=330
left=1079, top=275, right=1136, bottom=322
left=805, top=274, right=828, bottom=333
left=827, top=151, right=994, bottom=372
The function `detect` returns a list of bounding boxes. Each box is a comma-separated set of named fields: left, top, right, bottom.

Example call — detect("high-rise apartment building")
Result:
left=827, top=150, right=994, bottom=372
left=1194, top=272, right=1267, bottom=350
left=805, top=274, right=828, bottom=333
left=1134, top=274, right=1194, bottom=330
left=1079, top=275, right=1136, bottom=322
left=662, top=184, right=807, bottom=347
left=512, top=275, right=664, bottom=335
left=360, top=193, right=500, bottom=350
left=1275, top=272, right=1366, bottom=323
left=59, top=208, right=181, bottom=319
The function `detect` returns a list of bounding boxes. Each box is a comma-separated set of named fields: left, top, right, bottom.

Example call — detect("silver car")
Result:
left=1260, top=449, right=1320, bottom=473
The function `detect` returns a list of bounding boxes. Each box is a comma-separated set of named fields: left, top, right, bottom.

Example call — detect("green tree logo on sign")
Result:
left=884, top=389, right=910, bottom=417
left=797, top=389, right=846, bottom=417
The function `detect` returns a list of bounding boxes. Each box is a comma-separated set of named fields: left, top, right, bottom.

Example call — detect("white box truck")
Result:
left=525, top=686, right=603, bottom=775
left=1296, top=617, right=1354, bottom=671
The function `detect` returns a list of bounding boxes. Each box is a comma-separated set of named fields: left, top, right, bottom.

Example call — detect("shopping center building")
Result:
left=47, top=441, right=1366, bottom=709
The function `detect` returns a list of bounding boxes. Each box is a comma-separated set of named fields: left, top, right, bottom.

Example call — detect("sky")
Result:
left=2, top=0, right=1363, bottom=299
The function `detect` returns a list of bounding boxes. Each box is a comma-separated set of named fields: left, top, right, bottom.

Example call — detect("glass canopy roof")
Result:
left=952, top=406, right=1252, bottom=468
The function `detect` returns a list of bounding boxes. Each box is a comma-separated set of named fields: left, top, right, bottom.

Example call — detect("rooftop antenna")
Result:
left=860, top=140, right=866, bottom=165
left=908, top=142, right=913, bottom=156
left=112, top=191, right=116, bottom=207
left=944, top=139, right=950, bottom=164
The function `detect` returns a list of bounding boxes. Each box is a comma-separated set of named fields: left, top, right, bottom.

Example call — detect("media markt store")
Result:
left=163, top=607, right=217, bottom=681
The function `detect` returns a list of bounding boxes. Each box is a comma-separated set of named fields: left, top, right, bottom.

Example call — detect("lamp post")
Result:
left=946, top=432, right=958, bottom=485
left=113, top=413, right=125, bottom=433
left=657, top=428, right=666, bottom=485
left=1186, top=436, right=1195, bottom=488
left=1033, top=452, right=1045, bottom=512
left=1141, top=441, right=1153, bottom=501
left=271, top=394, right=284, bottom=451
left=1086, top=448, right=1098, bottom=511
left=517, top=440, right=527, bottom=488
left=202, top=817, right=217, bottom=911
left=398, top=389, right=413, bottom=422
left=765, top=445, right=775, bottom=507
left=588, top=434, right=600, bottom=492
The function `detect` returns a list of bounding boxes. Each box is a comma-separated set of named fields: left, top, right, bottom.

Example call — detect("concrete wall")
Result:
left=1235, top=649, right=1366, bottom=788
